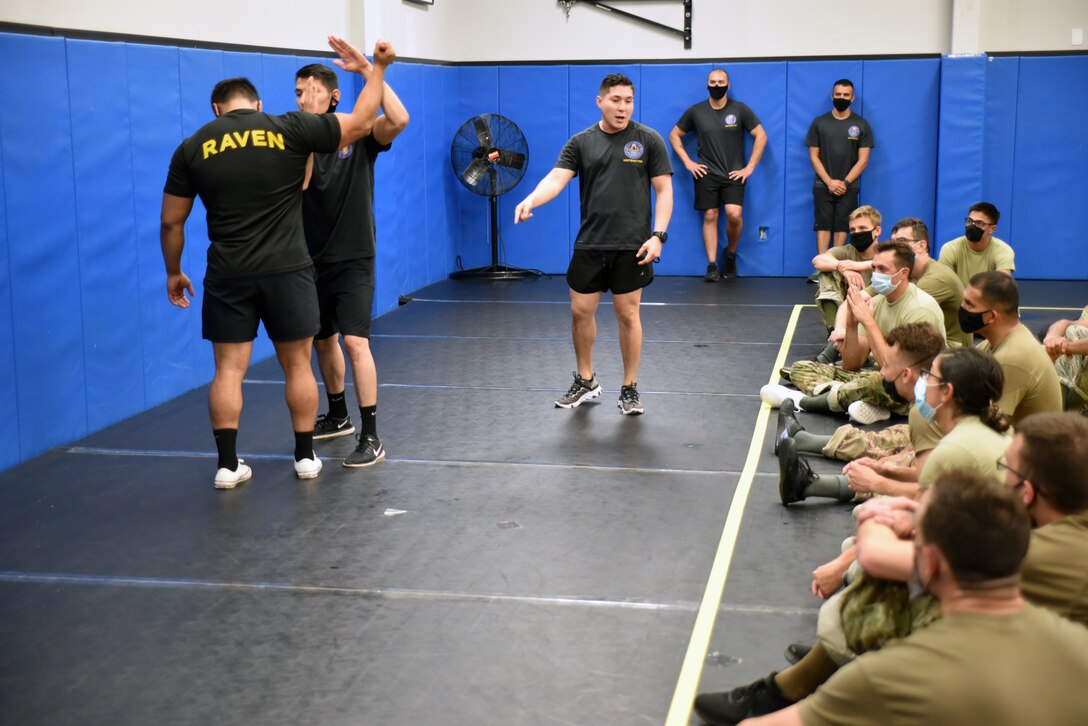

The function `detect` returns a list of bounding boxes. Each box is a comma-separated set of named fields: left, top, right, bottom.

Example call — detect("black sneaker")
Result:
left=784, top=641, right=813, bottom=665
left=806, top=271, right=820, bottom=284
left=693, top=673, right=794, bottom=725
left=723, top=252, right=737, bottom=276
left=313, top=413, right=355, bottom=440
left=343, top=434, right=385, bottom=468
left=778, top=436, right=814, bottom=505
left=773, top=400, right=804, bottom=455
left=555, top=372, right=602, bottom=408
left=618, top=384, right=644, bottom=415
left=704, top=262, right=721, bottom=282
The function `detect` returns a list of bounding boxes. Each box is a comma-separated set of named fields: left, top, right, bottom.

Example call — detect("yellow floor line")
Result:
left=664, top=303, right=804, bottom=726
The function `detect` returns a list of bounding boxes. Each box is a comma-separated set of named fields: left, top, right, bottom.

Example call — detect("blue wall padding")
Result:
left=498, top=65, right=572, bottom=273
left=934, top=55, right=986, bottom=258
left=0, top=127, right=19, bottom=470
left=860, top=58, right=940, bottom=240
left=126, top=42, right=194, bottom=408
left=1007, top=56, right=1088, bottom=279
left=782, top=60, right=865, bottom=276
left=4, top=32, right=1088, bottom=472
left=66, top=40, right=146, bottom=433
left=0, top=34, right=89, bottom=458
left=982, top=56, right=1019, bottom=242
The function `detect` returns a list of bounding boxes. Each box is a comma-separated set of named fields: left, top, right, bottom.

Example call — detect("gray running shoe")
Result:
left=617, top=384, right=644, bottom=415
left=555, top=372, right=602, bottom=408
left=344, top=434, right=386, bottom=468
left=313, top=413, right=355, bottom=440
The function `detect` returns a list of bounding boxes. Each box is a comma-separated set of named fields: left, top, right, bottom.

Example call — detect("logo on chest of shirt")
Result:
left=848, top=125, right=861, bottom=140
left=337, top=144, right=354, bottom=159
left=623, top=141, right=645, bottom=161
left=724, top=113, right=737, bottom=127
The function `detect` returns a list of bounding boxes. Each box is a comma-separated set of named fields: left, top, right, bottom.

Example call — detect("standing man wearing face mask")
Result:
left=669, top=69, right=767, bottom=280
left=961, top=272, right=1062, bottom=425
left=938, top=202, right=1015, bottom=288
left=294, top=61, right=409, bottom=469
left=805, top=79, right=874, bottom=257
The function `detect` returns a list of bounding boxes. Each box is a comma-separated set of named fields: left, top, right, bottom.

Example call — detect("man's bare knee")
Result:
left=703, top=209, right=720, bottom=224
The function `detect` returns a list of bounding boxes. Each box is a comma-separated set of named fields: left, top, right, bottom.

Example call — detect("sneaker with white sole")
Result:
left=313, top=413, right=355, bottom=440
left=555, top=371, right=602, bottom=408
left=343, top=434, right=386, bottom=468
left=617, top=384, right=644, bottom=415
left=294, top=453, right=323, bottom=479
left=214, top=459, right=252, bottom=490
left=760, top=384, right=805, bottom=410
left=847, top=400, right=891, bottom=425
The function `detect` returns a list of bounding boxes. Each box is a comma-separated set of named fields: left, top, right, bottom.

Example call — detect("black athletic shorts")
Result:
left=695, top=173, right=745, bottom=210
left=566, top=249, right=654, bottom=295
left=812, top=184, right=860, bottom=233
left=202, top=266, right=320, bottom=343
left=314, top=258, right=376, bottom=340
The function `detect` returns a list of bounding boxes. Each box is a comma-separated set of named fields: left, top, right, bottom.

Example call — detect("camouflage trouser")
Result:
left=1054, top=323, right=1088, bottom=403
left=788, top=361, right=910, bottom=415
left=815, top=271, right=847, bottom=328
left=822, top=423, right=913, bottom=462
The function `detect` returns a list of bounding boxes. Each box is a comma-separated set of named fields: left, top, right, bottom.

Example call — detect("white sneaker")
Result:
left=214, top=459, right=252, bottom=490
left=847, top=400, right=891, bottom=425
left=760, top=384, right=805, bottom=410
left=294, top=453, right=323, bottom=479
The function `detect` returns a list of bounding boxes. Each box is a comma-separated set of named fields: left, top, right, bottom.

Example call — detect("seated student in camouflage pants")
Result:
left=1044, top=306, right=1088, bottom=414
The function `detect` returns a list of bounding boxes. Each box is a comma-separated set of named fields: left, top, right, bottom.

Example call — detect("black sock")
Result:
left=213, top=428, right=238, bottom=471
left=360, top=405, right=377, bottom=438
left=294, top=431, right=314, bottom=462
left=327, top=390, right=349, bottom=421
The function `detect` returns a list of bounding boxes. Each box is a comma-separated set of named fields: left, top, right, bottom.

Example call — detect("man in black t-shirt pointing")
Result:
left=514, top=73, right=673, bottom=416
left=160, top=37, right=395, bottom=490
left=669, top=68, right=766, bottom=281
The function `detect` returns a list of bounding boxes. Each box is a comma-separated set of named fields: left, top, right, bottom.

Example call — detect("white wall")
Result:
left=5, top=0, right=1085, bottom=59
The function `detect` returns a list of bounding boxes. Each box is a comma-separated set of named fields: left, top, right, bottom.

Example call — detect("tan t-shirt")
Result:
left=799, top=604, right=1088, bottom=726
left=918, top=415, right=1008, bottom=489
left=825, top=246, right=873, bottom=286
left=907, top=405, right=943, bottom=455
left=916, top=259, right=971, bottom=347
left=937, top=235, right=1015, bottom=288
left=1021, top=512, right=1088, bottom=628
left=977, top=324, right=1063, bottom=425
left=862, top=283, right=946, bottom=344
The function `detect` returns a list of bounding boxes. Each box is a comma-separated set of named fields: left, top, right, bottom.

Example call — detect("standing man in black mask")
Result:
left=669, top=68, right=766, bottom=280
left=805, top=79, right=874, bottom=257
left=938, top=202, right=1015, bottom=288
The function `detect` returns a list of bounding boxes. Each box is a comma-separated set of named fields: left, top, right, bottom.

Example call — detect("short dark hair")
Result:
left=1015, top=412, right=1088, bottom=513
left=935, top=347, right=1010, bottom=433
left=891, top=217, right=930, bottom=245
left=969, top=202, right=1000, bottom=224
left=875, top=240, right=915, bottom=273
left=599, top=73, right=634, bottom=95
left=969, top=271, right=1019, bottom=315
left=295, top=63, right=339, bottom=92
left=885, top=322, right=945, bottom=367
left=922, top=469, right=1031, bottom=584
left=833, top=78, right=854, bottom=90
left=210, top=77, right=260, bottom=106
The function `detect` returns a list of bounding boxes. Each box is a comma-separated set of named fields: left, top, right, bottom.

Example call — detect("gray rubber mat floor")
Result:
left=0, top=276, right=1083, bottom=725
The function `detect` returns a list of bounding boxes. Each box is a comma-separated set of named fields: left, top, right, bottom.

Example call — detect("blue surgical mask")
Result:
left=871, top=270, right=897, bottom=296
left=914, top=376, right=941, bottom=422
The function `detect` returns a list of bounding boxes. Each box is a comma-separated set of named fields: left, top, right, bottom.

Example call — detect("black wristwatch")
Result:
left=652, top=230, right=668, bottom=243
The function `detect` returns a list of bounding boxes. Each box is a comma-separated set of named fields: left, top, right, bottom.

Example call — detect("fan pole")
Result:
left=449, top=170, right=541, bottom=281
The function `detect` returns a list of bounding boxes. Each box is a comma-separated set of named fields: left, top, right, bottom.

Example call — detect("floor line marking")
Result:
left=664, top=303, right=803, bottom=726
left=364, top=333, right=813, bottom=345
left=63, top=446, right=778, bottom=478
left=404, top=297, right=814, bottom=309
left=241, top=378, right=768, bottom=398
left=0, top=571, right=820, bottom=616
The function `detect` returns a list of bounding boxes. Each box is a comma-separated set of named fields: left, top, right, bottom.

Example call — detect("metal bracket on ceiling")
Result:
left=558, top=0, right=692, bottom=50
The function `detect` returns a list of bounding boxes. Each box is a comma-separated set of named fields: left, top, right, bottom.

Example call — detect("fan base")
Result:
left=449, top=265, right=542, bottom=281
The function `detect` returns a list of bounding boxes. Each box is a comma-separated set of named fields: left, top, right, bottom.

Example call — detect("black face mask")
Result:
left=964, top=225, right=985, bottom=243
left=708, top=85, right=728, bottom=100
left=882, top=377, right=907, bottom=404
left=958, top=306, right=992, bottom=334
left=850, top=230, right=875, bottom=252
left=833, top=97, right=852, bottom=112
